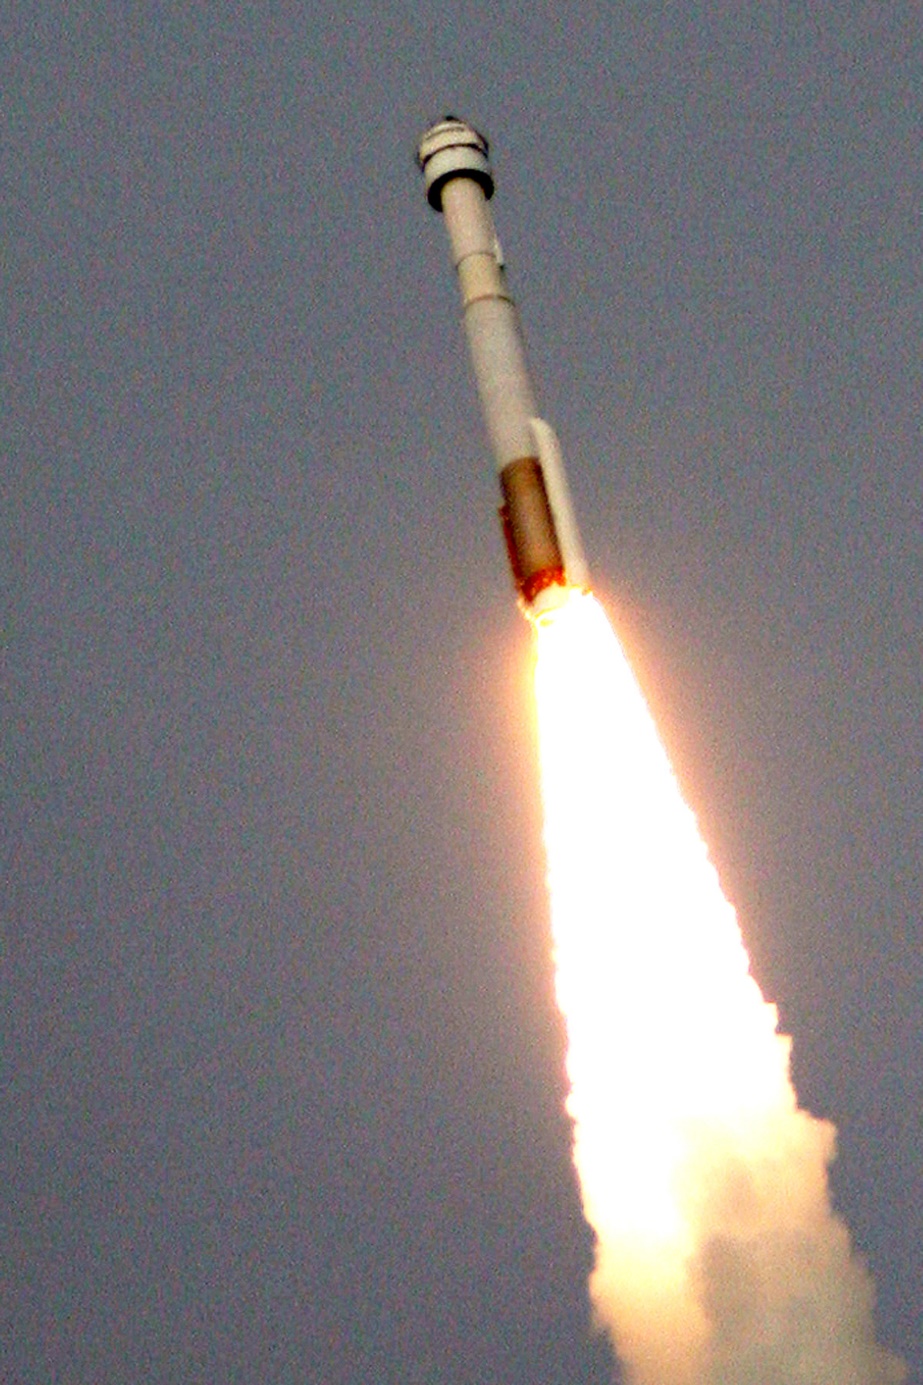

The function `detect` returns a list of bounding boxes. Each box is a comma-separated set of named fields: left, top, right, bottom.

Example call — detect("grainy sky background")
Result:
left=4, top=4, right=921, bottom=1382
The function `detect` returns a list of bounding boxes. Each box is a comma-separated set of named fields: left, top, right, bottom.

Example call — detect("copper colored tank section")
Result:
left=499, top=457, right=566, bottom=603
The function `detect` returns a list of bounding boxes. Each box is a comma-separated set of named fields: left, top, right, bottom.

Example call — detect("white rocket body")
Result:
left=417, top=118, right=589, bottom=617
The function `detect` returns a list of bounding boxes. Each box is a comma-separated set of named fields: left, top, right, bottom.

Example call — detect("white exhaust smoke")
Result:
left=532, top=591, right=905, bottom=1385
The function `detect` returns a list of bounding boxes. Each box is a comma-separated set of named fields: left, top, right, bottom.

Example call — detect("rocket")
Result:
left=417, top=117, right=589, bottom=619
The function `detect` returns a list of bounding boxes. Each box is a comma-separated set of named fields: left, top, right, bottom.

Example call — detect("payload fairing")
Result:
left=417, top=117, right=589, bottom=617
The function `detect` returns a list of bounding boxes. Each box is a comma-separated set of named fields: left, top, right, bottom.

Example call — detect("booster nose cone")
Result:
left=417, top=116, right=494, bottom=210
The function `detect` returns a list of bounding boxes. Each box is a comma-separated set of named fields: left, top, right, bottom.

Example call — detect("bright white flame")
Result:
left=532, top=590, right=904, bottom=1385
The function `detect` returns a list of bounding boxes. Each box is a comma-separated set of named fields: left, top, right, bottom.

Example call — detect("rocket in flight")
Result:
left=417, top=117, right=589, bottom=618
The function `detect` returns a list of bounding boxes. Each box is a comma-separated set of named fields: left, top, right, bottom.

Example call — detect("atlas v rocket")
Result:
left=417, top=117, right=589, bottom=618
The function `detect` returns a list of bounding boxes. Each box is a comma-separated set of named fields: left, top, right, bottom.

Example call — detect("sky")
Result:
left=3, top=4, right=921, bottom=1382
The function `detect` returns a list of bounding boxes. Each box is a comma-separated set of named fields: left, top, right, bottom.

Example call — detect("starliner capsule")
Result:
left=417, top=117, right=589, bottom=618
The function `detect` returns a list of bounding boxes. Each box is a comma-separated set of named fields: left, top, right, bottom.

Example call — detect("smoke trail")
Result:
left=532, top=591, right=905, bottom=1385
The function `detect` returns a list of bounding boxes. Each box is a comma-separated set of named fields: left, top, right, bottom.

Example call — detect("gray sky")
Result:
left=4, top=4, right=920, bottom=1382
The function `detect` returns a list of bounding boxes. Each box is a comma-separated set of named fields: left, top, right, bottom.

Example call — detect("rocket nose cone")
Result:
left=417, top=117, right=494, bottom=210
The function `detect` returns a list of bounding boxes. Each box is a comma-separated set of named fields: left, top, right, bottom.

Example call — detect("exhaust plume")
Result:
left=532, top=591, right=905, bottom=1385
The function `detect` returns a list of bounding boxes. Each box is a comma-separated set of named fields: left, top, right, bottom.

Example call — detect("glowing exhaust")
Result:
left=532, top=590, right=904, bottom=1385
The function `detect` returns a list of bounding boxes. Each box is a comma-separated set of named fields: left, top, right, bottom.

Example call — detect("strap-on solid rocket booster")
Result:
left=417, top=117, right=590, bottom=618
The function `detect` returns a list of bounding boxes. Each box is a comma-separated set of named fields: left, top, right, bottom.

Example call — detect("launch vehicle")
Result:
left=417, top=117, right=589, bottom=618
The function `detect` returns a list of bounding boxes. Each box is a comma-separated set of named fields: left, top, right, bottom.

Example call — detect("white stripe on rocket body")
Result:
left=417, top=117, right=589, bottom=617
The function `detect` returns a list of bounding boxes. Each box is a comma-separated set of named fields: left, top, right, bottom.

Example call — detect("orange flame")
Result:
left=532, top=590, right=904, bottom=1385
